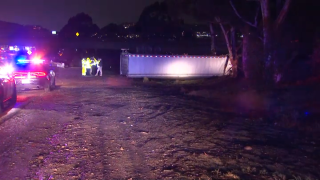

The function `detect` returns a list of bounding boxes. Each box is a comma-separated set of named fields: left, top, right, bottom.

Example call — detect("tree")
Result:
left=169, top=0, right=293, bottom=81
left=136, top=1, right=183, bottom=39
left=100, top=23, right=120, bottom=38
left=230, top=0, right=292, bottom=83
left=166, top=0, right=244, bottom=77
left=59, top=13, right=100, bottom=38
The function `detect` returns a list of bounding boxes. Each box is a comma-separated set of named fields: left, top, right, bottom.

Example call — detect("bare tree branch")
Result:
left=217, top=18, right=233, bottom=60
left=215, top=17, right=221, bottom=23
left=254, top=5, right=260, bottom=26
left=229, top=0, right=257, bottom=28
left=275, top=0, right=292, bottom=30
left=209, top=21, right=229, bottom=25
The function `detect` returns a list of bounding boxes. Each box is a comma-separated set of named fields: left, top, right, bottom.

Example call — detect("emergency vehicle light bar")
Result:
left=17, top=59, right=45, bottom=64
left=17, top=59, right=30, bottom=63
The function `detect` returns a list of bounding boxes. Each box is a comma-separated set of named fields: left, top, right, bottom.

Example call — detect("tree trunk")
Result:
left=260, top=0, right=292, bottom=85
left=209, top=23, right=216, bottom=55
left=230, top=27, right=238, bottom=77
left=273, top=0, right=292, bottom=83
left=260, top=0, right=275, bottom=84
left=231, top=27, right=236, bottom=59
left=242, top=26, right=264, bottom=83
left=242, top=26, right=250, bottom=79
left=218, top=21, right=237, bottom=77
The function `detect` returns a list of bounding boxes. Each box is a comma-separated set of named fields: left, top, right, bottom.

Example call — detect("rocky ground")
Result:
left=0, top=68, right=319, bottom=180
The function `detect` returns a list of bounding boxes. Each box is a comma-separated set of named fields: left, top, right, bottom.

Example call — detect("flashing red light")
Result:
left=32, top=59, right=45, bottom=64
left=13, top=71, right=47, bottom=78
left=33, top=72, right=47, bottom=77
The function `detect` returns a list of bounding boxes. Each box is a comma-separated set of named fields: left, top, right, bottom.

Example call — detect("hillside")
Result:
left=0, top=20, right=51, bottom=38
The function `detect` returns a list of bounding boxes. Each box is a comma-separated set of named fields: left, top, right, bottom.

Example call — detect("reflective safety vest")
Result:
left=85, top=58, right=91, bottom=68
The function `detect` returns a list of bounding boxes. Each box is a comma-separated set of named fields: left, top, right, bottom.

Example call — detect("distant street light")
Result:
left=76, top=32, right=80, bottom=36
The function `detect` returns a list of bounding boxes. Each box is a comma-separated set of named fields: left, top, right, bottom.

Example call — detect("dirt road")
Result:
left=0, top=68, right=319, bottom=180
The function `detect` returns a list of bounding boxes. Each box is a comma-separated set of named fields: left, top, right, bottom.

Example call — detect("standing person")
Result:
left=95, top=58, right=103, bottom=76
left=86, top=57, right=91, bottom=76
left=90, top=56, right=97, bottom=75
left=81, top=58, right=86, bottom=76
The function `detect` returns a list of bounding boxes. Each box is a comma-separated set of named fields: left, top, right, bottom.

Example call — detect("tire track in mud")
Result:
left=121, top=88, right=236, bottom=178
left=79, top=87, right=235, bottom=179
left=24, top=87, right=110, bottom=179
left=96, top=90, right=155, bottom=179
left=0, top=86, right=84, bottom=180
left=64, top=88, right=109, bottom=179
left=34, top=86, right=156, bottom=179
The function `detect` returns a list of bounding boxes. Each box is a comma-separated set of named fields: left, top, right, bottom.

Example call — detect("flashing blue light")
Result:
left=18, top=59, right=30, bottom=63
left=304, top=111, right=310, bottom=116
left=17, top=58, right=44, bottom=65
left=16, top=55, right=27, bottom=64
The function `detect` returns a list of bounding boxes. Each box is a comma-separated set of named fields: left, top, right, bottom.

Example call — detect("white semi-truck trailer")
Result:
left=120, top=49, right=232, bottom=79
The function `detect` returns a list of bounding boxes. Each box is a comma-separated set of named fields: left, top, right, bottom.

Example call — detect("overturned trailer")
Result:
left=120, top=49, right=232, bottom=79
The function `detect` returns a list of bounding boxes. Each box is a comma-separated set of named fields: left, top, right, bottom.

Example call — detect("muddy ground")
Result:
left=0, top=68, right=319, bottom=180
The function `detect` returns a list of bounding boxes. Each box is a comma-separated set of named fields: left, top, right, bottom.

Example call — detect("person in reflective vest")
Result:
left=81, top=58, right=86, bottom=76
left=90, top=57, right=97, bottom=75
left=95, top=58, right=102, bottom=76
left=86, top=58, right=92, bottom=75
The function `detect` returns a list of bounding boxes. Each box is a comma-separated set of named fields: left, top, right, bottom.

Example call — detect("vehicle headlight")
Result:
left=0, top=65, right=14, bottom=75
left=5, top=65, right=14, bottom=73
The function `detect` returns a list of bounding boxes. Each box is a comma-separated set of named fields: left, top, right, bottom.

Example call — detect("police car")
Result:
left=12, top=55, right=56, bottom=91
left=0, top=61, right=17, bottom=113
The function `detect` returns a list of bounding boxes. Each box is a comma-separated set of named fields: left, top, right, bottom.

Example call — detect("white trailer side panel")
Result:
left=121, top=54, right=229, bottom=78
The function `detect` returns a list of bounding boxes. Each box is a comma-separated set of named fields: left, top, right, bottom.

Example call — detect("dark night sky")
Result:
left=0, top=0, right=161, bottom=30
